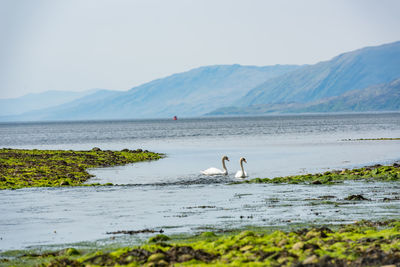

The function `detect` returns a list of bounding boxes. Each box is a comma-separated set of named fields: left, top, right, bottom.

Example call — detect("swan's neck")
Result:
left=240, top=160, right=245, bottom=174
left=222, top=159, right=227, bottom=172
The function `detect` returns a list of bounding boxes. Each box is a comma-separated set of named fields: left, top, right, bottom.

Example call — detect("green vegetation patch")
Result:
left=240, top=163, right=400, bottom=185
left=3, top=220, right=400, bottom=266
left=0, top=148, right=162, bottom=190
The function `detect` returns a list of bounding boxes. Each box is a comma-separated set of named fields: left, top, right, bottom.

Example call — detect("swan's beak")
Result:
left=243, top=159, right=247, bottom=163
left=226, top=158, right=230, bottom=161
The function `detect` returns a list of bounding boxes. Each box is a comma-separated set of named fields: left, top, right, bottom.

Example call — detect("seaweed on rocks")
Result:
left=240, top=162, right=400, bottom=185
left=16, top=220, right=399, bottom=266
left=0, top=148, right=162, bottom=190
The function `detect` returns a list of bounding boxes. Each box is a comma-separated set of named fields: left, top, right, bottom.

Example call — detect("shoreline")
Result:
left=1, top=219, right=399, bottom=266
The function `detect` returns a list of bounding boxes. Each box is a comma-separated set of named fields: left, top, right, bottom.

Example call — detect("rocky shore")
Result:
left=240, top=162, right=400, bottom=185
left=2, top=220, right=399, bottom=266
left=0, top=148, right=162, bottom=190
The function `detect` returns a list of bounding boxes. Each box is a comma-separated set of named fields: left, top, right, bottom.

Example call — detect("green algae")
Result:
left=3, top=220, right=399, bottom=266
left=0, top=148, right=162, bottom=190
left=148, top=234, right=171, bottom=243
left=239, top=163, right=400, bottom=185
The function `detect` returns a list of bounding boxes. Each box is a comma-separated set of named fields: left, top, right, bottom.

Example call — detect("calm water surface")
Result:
left=1, top=113, right=400, bottom=251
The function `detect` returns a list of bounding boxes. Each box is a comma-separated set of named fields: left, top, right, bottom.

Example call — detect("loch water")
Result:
left=1, top=113, right=400, bottom=251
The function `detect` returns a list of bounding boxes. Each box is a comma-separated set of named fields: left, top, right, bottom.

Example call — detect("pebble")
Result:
left=303, top=255, right=318, bottom=264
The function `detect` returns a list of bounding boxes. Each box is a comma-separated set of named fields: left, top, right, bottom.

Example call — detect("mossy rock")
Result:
left=148, top=234, right=170, bottom=243
left=238, top=230, right=256, bottom=239
left=147, top=253, right=166, bottom=262
left=200, top=231, right=217, bottom=238
left=65, top=248, right=80, bottom=256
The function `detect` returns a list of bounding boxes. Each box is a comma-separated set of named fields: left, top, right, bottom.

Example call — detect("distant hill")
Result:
left=207, top=78, right=400, bottom=115
left=2, top=41, right=400, bottom=122
left=0, top=89, right=122, bottom=121
left=236, top=41, right=400, bottom=107
left=3, top=64, right=299, bottom=121
left=0, top=90, right=101, bottom=116
left=293, top=78, right=400, bottom=113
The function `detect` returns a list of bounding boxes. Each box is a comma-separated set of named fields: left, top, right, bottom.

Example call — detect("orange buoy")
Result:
left=173, top=116, right=178, bottom=120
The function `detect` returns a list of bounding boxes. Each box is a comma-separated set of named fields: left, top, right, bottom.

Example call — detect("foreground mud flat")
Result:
left=0, top=148, right=161, bottom=189
left=1, top=220, right=399, bottom=266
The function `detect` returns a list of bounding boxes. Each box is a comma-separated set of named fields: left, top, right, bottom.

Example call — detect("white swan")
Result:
left=201, top=156, right=229, bottom=175
left=235, top=157, right=248, bottom=178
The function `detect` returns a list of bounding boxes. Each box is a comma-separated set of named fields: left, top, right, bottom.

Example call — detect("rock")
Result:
left=147, top=253, right=165, bottom=262
left=148, top=234, right=170, bottom=243
left=125, top=256, right=134, bottom=262
left=60, top=180, right=70, bottom=186
left=65, top=248, right=80, bottom=256
left=238, top=230, right=255, bottom=239
left=157, top=259, right=168, bottom=266
left=303, top=254, right=318, bottom=264
left=312, top=180, right=322, bottom=184
left=277, top=239, right=287, bottom=247
left=92, top=147, right=101, bottom=151
left=240, top=245, right=254, bottom=251
left=345, top=194, right=369, bottom=201
left=178, top=254, right=193, bottom=262
left=277, top=256, right=289, bottom=264
left=292, top=241, right=304, bottom=250
left=305, top=230, right=320, bottom=239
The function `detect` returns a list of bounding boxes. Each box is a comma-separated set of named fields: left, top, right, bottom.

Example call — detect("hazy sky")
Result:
left=1, top=0, right=399, bottom=98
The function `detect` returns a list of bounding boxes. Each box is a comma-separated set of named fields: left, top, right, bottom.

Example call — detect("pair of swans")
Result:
left=201, top=156, right=248, bottom=178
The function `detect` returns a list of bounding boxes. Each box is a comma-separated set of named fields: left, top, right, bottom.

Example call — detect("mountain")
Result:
left=0, top=89, right=122, bottom=121
left=236, top=41, right=400, bottom=107
left=2, top=41, right=400, bottom=122
left=107, top=64, right=299, bottom=118
left=0, top=89, right=102, bottom=116
left=207, top=78, right=400, bottom=115
left=292, top=78, right=400, bottom=113
left=3, top=64, right=299, bottom=121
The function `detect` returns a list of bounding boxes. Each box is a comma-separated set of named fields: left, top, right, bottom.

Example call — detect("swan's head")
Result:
left=240, top=157, right=247, bottom=163
left=222, top=155, right=229, bottom=161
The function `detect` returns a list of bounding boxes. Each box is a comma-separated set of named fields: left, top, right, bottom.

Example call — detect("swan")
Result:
left=235, top=157, right=248, bottom=178
left=201, top=156, right=229, bottom=175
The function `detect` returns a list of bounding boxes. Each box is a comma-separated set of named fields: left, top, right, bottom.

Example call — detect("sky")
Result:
left=0, top=0, right=400, bottom=99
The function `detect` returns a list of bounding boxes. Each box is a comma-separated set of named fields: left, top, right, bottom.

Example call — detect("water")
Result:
left=1, top=113, right=400, bottom=251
